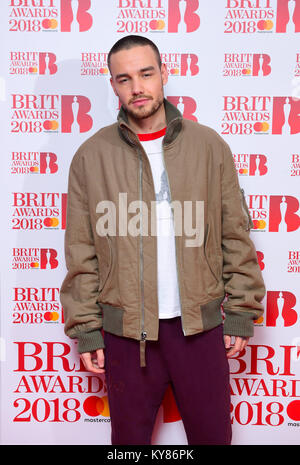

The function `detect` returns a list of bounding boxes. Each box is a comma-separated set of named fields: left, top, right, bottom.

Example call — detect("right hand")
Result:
left=80, top=348, right=105, bottom=374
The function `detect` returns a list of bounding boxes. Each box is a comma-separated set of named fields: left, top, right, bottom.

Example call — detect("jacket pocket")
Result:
left=98, top=233, right=114, bottom=295
left=240, top=188, right=254, bottom=231
left=203, top=222, right=222, bottom=284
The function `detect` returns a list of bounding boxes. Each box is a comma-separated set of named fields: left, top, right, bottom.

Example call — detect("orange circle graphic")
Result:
left=265, top=20, right=273, bottom=30
left=258, top=220, right=266, bottom=229
left=50, top=19, right=58, bottom=29
left=261, top=122, right=269, bottom=132
left=157, top=20, right=165, bottom=30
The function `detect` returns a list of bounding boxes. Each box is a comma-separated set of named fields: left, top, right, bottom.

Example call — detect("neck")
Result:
left=127, top=102, right=167, bottom=134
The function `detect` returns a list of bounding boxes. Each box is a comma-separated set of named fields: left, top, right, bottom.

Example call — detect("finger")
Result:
left=80, top=352, right=105, bottom=374
left=96, top=349, right=105, bottom=371
left=226, top=337, right=243, bottom=358
left=241, top=337, right=250, bottom=351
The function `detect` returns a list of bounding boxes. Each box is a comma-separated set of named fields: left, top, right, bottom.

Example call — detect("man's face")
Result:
left=109, top=45, right=168, bottom=121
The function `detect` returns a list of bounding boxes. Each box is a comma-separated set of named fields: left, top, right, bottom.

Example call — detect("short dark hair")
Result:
left=108, top=35, right=162, bottom=74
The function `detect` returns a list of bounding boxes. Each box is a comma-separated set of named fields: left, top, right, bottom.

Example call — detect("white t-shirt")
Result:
left=138, top=127, right=182, bottom=319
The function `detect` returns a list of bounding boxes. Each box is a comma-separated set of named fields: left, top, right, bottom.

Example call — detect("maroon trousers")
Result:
left=104, top=318, right=232, bottom=445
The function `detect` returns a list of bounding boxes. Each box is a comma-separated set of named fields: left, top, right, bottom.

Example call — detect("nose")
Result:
left=131, top=76, right=144, bottom=96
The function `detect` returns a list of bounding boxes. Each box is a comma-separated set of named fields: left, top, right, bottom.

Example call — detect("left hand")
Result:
left=224, top=335, right=249, bottom=358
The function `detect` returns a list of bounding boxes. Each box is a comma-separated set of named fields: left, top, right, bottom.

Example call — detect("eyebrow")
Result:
left=115, top=66, right=155, bottom=80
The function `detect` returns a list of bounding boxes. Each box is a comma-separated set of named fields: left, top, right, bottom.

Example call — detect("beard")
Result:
left=125, top=93, right=164, bottom=120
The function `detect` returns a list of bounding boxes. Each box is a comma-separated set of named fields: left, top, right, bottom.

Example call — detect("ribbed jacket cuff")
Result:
left=223, top=314, right=254, bottom=338
left=77, top=329, right=105, bottom=354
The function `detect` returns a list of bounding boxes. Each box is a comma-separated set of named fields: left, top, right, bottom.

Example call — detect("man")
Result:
left=60, top=35, right=265, bottom=445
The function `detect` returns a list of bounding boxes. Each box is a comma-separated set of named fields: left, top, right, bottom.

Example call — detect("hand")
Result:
left=80, top=348, right=105, bottom=374
left=224, top=335, right=249, bottom=358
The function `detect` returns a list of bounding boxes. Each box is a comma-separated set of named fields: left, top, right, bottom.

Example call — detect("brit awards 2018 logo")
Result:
left=60, top=0, right=93, bottom=31
left=229, top=343, right=300, bottom=428
left=12, top=248, right=59, bottom=270
left=12, top=341, right=110, bottom=424
left=295, top=53, right=300, bottom=76
left=265, top=291, right=298, bottom=326
left=12, top=287, right=62, bottom=325
left=161, top=52, right=199, bottom=76
left=10, top=94, right=93, bottom=134
left=167, top=0, right=200, bottom=32
left=224, top=0, right=275, bottom=33
left=80, top=53, right=109, bottom=77
left=8, top=0, right=93, bottom=32
left=290, top=154, right=300, bottom=175
left=272, top=97, right=300, bottom=134
left=11, top=192, right=67, bottom=230
left=167, top=96, right=198, bottom=121
left=276, top=0, right=300, bottom=32
left=287, top=251, right=300, bottom=273
left=116, top=0, right=200, bottom=34
left=246, top=194, right=300, bottom=231
left=224, top=0, right=300, bottom=33
left=233, top=153, right=268, bottom=176
left=222, top=96, right=300, bottom=135
left=223, top=53, right=271, bottom=77
left=9, top=52, right=58, bottom=75
left=11, top=152, right=58, bottom=175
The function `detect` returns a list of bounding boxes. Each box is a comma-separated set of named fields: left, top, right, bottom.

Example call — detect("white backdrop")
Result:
left=0, top=0, right=300, bottom=445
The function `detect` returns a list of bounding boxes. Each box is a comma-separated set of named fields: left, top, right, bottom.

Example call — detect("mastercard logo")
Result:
left=242, top=68, right=251, bottom=75
left=43, top=120, right=59, bottom=131
left=30, top=262, right=39, bottom=269
left=100, top=68, right=108, bottom=74
left=239, top=168, right=248, bottom=174
left=257, top=20, right=273, bottom=31
left=83, top=395, right=110, bottom=417
left=149, top=19, right=165, bottom=30
left=254, top=315, right=264, bottom=324
left=30, top=166, right=39, bottom=173
left=29, top=67, right=38, bottom=74
left=42, top=19, right=58, bottom=30
left=254, top=122, right=269, bottom=132
left=252, top=219, right=266, bottom=230
left=44, top=217, right=59, bottom=228
left=44, top=311, right=59, bottom=322
left=170, top=68, right=180, bottom=75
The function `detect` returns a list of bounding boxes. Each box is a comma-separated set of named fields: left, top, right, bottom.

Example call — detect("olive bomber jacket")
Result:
left=60, top=98, right=266, bottom=366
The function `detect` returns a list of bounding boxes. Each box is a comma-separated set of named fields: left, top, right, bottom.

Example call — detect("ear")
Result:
left=110, top=77, right=118, bottom=97
left=161, top=63, right=168, bottom=86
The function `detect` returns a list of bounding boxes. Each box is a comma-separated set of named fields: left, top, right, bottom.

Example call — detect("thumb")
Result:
left=224, top=335, right=231, bottom=349
left=96, top=348, right=105, bottom=368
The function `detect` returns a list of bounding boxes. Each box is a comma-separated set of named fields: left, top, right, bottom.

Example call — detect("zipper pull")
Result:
left=140, top=331, right=147, bottom=368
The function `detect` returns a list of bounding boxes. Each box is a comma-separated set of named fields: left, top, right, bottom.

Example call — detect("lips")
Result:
left=131, top=98, right=151, bottom=106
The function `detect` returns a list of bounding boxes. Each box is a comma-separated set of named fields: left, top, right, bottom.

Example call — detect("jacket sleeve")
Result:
left=220, top=141, right=266, bottom=337
left=60, top=150, right=105, bottom=353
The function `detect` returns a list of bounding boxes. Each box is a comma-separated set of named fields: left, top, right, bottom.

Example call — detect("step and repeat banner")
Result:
left=0, top=0, right=300, bottom=445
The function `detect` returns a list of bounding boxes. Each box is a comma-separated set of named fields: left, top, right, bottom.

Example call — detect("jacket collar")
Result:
left=117, top=98, right=183, bottom=148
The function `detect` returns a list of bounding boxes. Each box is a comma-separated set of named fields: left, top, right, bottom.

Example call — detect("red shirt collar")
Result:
left=137, top=127, right=167, bottom=141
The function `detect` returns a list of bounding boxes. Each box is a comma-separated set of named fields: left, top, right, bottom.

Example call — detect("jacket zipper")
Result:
left=161, top=145, right=185, bottom=336
left=240, top=188, right=254, bottom=231
left=138, top=150, right=146, bottom=344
